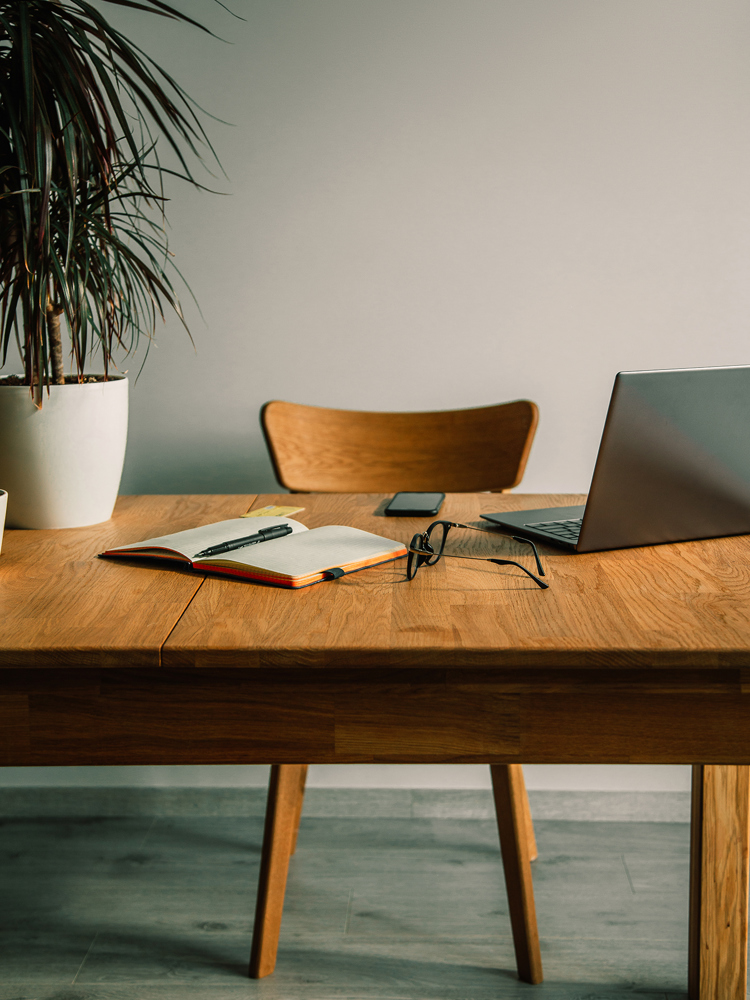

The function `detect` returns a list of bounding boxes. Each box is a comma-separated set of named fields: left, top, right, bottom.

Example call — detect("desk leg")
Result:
left=688, top=764, right=750, bottom=1000
left=249, top=764, right=307, bottom=978
left=491, top=764, right=543, bottom=984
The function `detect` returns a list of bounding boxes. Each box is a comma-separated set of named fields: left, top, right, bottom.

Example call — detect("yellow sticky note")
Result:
left=243, top=505, right=305, bottom=518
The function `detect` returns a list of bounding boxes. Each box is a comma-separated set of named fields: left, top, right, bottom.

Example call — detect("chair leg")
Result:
left=249, top=764, right=307, bottom=978
left=490, top=764, right=543, bottom=984
left=290, top=764, right=308, bottom=855
left=520, top=769, right=538, bottom=862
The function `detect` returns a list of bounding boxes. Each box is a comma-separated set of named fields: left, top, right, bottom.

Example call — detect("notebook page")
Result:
left=199, top=524, right=405, bottom=579
left=107, top=517, right=308, bottom=561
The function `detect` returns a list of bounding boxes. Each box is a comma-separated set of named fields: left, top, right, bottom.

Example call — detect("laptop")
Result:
left=482, top=365, right=750, bottom=552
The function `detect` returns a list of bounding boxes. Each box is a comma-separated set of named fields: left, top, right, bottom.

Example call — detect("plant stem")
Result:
left=46, top=304, right=65, bottom=384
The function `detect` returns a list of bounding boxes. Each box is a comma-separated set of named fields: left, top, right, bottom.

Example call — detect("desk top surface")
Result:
left=3, top=492, right=750, bottom=671
left=0, top=494, right=750, bottom=668
left=162, top=494, right=750, bottom=668
left=0, top=494, right=253, bottom=668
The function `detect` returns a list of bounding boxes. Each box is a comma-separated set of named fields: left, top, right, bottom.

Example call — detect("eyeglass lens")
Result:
left=407, top=533, right=428, bottom=580
left=406, top=522, right=454, bottom=579
left=423, top=521, right=449, bottom=564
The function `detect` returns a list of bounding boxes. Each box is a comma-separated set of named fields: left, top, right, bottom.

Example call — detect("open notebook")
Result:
left=100, top=516, right=407, bottom=589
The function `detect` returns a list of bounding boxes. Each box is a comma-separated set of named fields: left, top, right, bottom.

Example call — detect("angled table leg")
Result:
left=249, top=764, right=307, bottom=978
left=689, top=764, right=750, bottom=1000
left=491, top=764, right=543, bottom=984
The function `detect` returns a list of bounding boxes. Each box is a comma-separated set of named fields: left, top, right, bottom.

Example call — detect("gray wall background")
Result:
left=5, top=0, right=748, bottom=792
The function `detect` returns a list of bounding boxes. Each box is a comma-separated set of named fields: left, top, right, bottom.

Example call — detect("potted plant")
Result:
left=0, top=0, right=222, bottom=528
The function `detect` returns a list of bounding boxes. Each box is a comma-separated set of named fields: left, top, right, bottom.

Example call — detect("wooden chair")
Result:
left=261, top=399, right=538, bottom=493
left=251, top=399, right=542, bottom=984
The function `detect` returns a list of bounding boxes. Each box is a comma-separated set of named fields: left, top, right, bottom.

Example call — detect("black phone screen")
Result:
left=384, top=492, right=445, bottom=516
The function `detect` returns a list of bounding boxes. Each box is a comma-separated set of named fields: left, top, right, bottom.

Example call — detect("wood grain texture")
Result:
left=249, top=764, right=307, bottom=978
left=688, top=765, right=750, bottom=1000
left=491, top=764, right=543, bottom=984
left=261, top=400, right=538, bottom=493
left=0, top=494, right=256, bottom=669
left=333, top=683, right=519, bottom=760
left=163, top=493, right=750, bottom=670
left=5, top=667, right=750, bottom=765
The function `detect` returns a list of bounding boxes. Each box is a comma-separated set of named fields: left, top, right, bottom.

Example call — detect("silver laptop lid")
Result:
left=577, top=365, right=750, bottom=552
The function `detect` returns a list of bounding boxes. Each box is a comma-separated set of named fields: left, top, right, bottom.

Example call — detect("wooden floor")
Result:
left=0, top=809, right=727, bottom=999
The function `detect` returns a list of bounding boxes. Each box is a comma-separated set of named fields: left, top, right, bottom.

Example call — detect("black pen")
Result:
left=193, top=523, right=293, bottom=560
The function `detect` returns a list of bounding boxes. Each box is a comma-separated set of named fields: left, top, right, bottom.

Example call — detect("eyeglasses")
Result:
left=407, top=520, right=548, bottom=589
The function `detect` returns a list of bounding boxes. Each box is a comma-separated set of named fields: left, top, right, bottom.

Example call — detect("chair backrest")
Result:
left=261, top=399, right=538, bottom=493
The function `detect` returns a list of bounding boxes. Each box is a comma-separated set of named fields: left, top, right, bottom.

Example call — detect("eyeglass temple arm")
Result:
left=511, top=536, right=545, bottom=576
left=448, top=523, right=546, bottom=579
left=489, top=558, right=549, bottom=590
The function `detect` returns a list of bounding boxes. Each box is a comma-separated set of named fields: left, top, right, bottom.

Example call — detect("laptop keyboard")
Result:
left=524, top=517, right=583, bottom=543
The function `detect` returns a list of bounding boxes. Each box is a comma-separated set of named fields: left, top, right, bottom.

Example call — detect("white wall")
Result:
left=112, top=0, right=750, bottom=498
left=5, top=0, right=748, bottom=792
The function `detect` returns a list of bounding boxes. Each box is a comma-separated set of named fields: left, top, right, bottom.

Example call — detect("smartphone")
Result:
left=384, top=491, right=445, bottom=517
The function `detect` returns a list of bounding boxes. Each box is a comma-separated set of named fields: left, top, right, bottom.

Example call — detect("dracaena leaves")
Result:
left=0, top=0, right=225, bottom=401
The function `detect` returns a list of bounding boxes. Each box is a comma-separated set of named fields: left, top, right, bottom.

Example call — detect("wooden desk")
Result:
left=1, top=492, right=749, bottom=1000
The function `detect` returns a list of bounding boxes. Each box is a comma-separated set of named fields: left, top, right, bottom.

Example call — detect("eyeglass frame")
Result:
left=406, top=519, right=548, bottom=589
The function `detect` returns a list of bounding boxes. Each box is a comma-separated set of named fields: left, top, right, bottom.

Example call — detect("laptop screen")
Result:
left=577, top=365, right=750, bottom=552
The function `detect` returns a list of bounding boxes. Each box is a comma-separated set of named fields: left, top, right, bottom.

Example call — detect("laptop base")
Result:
left=482, top=505, right=585, bottom=552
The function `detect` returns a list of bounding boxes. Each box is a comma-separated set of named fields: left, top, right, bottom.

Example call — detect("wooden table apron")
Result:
left=1, top=493, right=749, bottom=1000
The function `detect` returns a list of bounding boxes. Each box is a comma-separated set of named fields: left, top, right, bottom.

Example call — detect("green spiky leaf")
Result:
left=0, top=0, right=230, bottom=399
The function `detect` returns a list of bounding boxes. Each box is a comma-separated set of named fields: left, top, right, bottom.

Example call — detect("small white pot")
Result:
left=0, top=489, right=6, bottom=552
left=0, top=377, right=128, bottom=529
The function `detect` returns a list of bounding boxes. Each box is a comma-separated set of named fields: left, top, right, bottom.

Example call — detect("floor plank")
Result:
left=0, top=812, right=711, bottom=998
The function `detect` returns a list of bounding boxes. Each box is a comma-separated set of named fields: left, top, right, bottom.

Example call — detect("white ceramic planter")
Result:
left=0, top=377, right=128, bottom=529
